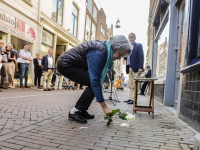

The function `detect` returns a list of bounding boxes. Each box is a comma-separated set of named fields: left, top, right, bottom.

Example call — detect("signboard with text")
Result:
left=0, top=9, right=37, bottom=42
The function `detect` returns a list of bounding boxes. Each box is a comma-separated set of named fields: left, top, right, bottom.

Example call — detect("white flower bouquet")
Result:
left=104, top=109, right=135, bottom=126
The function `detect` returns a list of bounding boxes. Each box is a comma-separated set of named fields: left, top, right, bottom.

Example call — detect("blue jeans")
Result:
left=20, top=63, right=30, bottom=86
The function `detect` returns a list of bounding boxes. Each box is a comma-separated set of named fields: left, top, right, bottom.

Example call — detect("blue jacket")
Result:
left=125, top=42, right=144, bottom=73
left=41, top=55, right=55, bottom=71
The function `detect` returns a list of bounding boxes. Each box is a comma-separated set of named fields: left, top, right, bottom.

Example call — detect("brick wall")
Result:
left=154, top=84, right=165, bottom=103
left=180, top=71, right=200, bottom=131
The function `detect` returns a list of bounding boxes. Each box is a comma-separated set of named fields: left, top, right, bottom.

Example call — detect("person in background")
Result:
left=120, top=79, right=125, bottom=91
left=0, top=40, right=7, bottom=89
left=116, top=76, right=122, bottom=91
left=68, top=80, right=75, bottom=90
left=33, top=53, right=42, bottom=89
left=19, top=43, right=33, bottom=88
left=138, top=65, right=151, bottom=95
left=121, top=73, right=125, bottom=81
left=6, top=43, right=16, bottom=88
left=42, top=49, right=54, bottom=91
left=57, top=35, right=131, bottom=124
left=124, top=33, right=144, bottom=104
left=55, top=71, right=63, bottom=90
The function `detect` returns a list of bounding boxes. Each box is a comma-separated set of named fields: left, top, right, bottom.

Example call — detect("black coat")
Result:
left=41, top=55, right=55, bottom=71
left=57, top=40, right=107, bottom=71
left=33, top=58, right=42, bottom=71
left=145, top=69, right=151, bottom=78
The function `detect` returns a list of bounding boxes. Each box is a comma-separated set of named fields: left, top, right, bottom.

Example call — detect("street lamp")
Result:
left=115, top=19, right=121, bottom=28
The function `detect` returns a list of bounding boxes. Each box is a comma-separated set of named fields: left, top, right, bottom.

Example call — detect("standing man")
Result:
left=42, top=49, right=54, bottom=91
left=124, top=33, right=144, bottom=104
left=0, top=40, right=7, bottom=89
left=33, top=53, right=42, bottom=89
left=139, top=65, right=151, bottom=95
left=19, top=43, right=33, bottom=88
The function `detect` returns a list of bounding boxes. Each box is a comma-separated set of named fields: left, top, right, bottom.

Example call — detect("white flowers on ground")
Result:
left=126, top=112, right=135, bottom=121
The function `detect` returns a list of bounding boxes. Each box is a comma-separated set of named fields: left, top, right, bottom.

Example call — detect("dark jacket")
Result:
left=125, top=42, right=144, bottom=74
left=8, top=51, right=16, bottom=63
left=33, top=58, right=42, bottom=70
left=41, top=55, right=55, bottom=71
left=145, top=68, right=151, bottom=78
left=57, top=40, right=107, bottom=70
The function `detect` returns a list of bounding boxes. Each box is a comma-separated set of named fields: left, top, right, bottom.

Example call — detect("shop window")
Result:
left=56, top=45, right=65, bottom=63
left=101, top=25, right=105, bottom=36
left=86, top=16, right=91, bottom=27
left=93, top=6, right=97, bottom=20
left=87, top=0, right=92, bottom=13
left=186, top=0, right=200, bottom=65
left=91, top=24, right=96, bottom=40
left=41, top=30, right=54, bottom=57
left=52, top=0, right=64, bottom=26
left=70, top=4, right=78, bottom=37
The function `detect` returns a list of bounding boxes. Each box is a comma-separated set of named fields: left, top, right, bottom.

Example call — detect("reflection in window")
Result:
left=87, top=0, right=92, bottom=13
left=91, top=24, right=96, bottom=40
left=71, top=4, right=78, bottom=37
left=101, top=25, right=105, bottom=36
left=93, top=6, right=97, bottom=20
left=52, top=0, right=63, bottom=26
left=156, top=22, right=169, bottom=77
left=41, top=30, right=54, bottom=57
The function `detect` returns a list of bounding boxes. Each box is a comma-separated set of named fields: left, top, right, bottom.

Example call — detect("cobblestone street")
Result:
left=0, top=88, right=198, bottom=150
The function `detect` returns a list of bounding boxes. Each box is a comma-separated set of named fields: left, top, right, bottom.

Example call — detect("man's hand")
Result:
left=138, top=68, right=143, bottom=74
left=100, top=101, right=111, bottom=115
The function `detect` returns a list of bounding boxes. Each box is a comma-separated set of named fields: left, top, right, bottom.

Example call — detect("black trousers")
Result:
left=34, top=68, right=42, bottom=86
left=141, top=82, right=149, bottom=94
left=58, top=67, right=94, bottom=111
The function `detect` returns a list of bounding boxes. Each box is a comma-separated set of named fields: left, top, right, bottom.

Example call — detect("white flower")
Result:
left=126, top=112, right=135, bottom=121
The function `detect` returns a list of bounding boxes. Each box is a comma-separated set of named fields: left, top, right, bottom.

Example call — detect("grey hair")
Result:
left=48, top=49, right=53, bottom=52
left=109, top=35, right=131, bottom=57
left=5, top=43, right=13, bottom=50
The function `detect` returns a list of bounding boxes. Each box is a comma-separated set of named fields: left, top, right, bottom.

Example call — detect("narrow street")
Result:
left=0, top=88, right=197, bottom=150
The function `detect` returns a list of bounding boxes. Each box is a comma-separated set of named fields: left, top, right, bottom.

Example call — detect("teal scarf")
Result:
left=100, top=41, right=113, bottom=83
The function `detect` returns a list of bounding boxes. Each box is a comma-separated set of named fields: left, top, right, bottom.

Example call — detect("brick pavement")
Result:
left=0, top=87, right=198, bottom=149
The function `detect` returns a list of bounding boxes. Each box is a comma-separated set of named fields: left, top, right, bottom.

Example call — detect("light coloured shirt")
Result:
left=2, top=54, right=8, bottom=62
left=47, top=54, right=53, bottom=68
left=19, top=49, right=32, bottom=63
left=121, top=76, right=125, bottom=80
left=127, top=43, right=134, bottom=65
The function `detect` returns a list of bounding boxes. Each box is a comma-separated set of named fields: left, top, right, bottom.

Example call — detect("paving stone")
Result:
left=0, top=141, right=24, bottom=149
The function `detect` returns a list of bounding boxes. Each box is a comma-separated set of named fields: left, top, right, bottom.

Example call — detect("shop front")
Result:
left=0, top=8, right=38, bottom=86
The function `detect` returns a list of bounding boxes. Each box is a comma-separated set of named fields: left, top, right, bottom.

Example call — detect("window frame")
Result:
left=87, top=0, right=93, bottom=13
left=71, top=3, right=78, bottom=37
left=93, top=6, right=97, bottom=20
left=52, top=0, right=64, bottom=26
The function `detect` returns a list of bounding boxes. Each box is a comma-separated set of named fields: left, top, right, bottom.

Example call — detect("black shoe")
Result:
left=124, top=99, right=132, bottom=103
left=81, top=111, right=95, bottom=119
left=68, top=87, right=70, bottom=90
left=127, top=100, right=134, bottom=104
left=68, top=111, right=87, bottom=124
left=138, top=93, right=145, bottom=96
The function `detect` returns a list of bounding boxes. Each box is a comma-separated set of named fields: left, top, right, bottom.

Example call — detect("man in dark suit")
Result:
left=124, top=33, right=144, bottom=104
left=139, top=65, right=151, bottom=95
left=33, top=53, right=42, bottom=89
left=42, top=49, right=55, bottom=91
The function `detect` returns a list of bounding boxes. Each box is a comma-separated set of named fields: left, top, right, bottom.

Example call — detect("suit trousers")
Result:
left=34, top=68, right=42, bottom=86
left=128, top=67, right=140, bottom=100
left=0, top=62, right=7, bottom=86
left=43, top=69, right=53, bottom=89
left=58, top=67, right=94, bottom=111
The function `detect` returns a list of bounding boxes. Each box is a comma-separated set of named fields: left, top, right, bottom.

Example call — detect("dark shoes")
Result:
left=127, top=100, right=134, bottom=104
left=68, top=87, right=70, bottom=90
left=68, top=111, right=87, bottom=124
left=124, top=99, right=132, bottom=103
left=138, top=93, right=145, bottom=96
left=81, top=111, right=95, bottom=119
left=25, top=85, right=30, bottom=88
left=48, top=88, right=53, bottom=91
left=72, top=87, right=75, bottom=90
left=44, top=88, right=47, bottom=91
left=20, top=85, right=25, bottom=88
